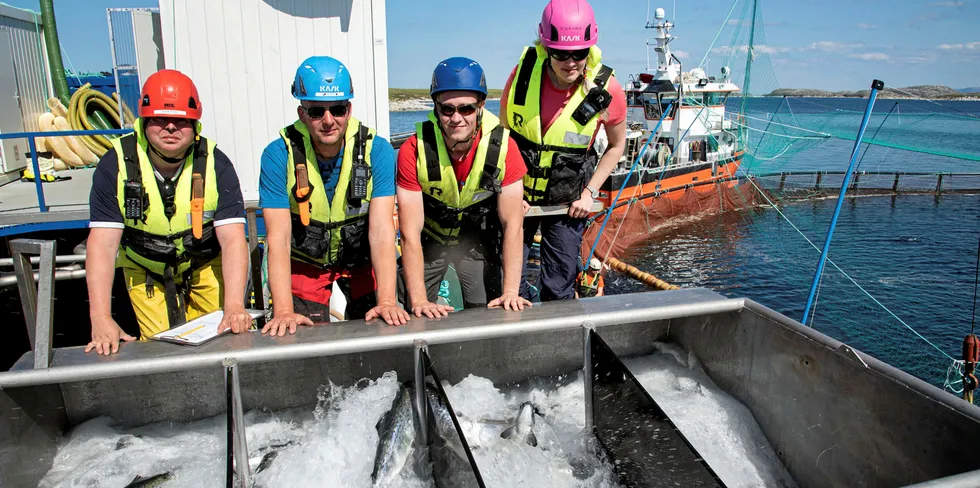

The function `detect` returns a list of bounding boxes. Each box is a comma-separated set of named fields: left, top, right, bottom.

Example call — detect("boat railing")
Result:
left=0, top=129, right=132, bottom=214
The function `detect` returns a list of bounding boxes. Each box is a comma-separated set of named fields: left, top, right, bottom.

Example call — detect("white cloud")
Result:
left=675, top=50, right=690, bottom=59
left=727, top=19, right=740, bottom=26
left=856, top=23, right=878, bottom=29
left=806, top=41, right=864, bottom=51
left=932, top=1, right=964, bottom=6
left=848, top=52, right=890, bottom=61
left=938, top=41, right=980, bottom=49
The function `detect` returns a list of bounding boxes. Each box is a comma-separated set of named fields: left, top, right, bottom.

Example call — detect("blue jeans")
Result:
left=520, top=215, right=586, bottom=301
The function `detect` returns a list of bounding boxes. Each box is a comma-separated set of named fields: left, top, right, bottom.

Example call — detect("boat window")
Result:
left=703, top=92, right=729, bottom=106
left=643, top=94, right=662, bottom=119
left=627, top=91, right=643, bottom=106
left=658, top=94, right=678, bottom=119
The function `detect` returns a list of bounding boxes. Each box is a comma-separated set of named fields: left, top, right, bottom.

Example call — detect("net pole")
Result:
left=802, top=80, right=884, bottom=325
left=586, top=102, right=673, bottom=264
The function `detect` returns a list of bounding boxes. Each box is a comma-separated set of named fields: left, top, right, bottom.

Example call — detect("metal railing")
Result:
left=10, top=239, right=57, bottom=369
left=0, top=128, right=132, bottom=212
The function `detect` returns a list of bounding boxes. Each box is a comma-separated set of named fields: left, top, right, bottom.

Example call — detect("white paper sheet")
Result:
left=151, top=310, right=264, bottom=346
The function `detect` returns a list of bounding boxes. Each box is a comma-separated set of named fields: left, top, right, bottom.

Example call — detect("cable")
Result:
left=971, top=232, right=980, bottom=335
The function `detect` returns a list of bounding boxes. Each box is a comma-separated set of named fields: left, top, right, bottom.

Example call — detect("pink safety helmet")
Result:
left=538, top=0, right=598, bottom=50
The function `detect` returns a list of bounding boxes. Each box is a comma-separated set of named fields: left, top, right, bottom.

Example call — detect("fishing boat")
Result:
left=598, top=7, right=743, bottom=210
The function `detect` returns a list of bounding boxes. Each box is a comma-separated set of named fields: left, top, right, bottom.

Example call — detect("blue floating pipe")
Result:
left=801, top=80, right=884, bottom=325
left=586, top=101, right=673, bottom=265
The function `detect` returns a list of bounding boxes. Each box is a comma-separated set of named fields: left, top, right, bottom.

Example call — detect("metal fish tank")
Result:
left=2, top=289, right=980, bottom=487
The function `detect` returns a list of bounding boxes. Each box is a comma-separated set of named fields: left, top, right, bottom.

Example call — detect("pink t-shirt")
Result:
left=499, top=65, right=627, bottom=137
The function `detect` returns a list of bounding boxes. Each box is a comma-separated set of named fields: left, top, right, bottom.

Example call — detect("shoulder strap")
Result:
left=421, top=121, right=442, bottom=183
left=191, top=136, right=208, bottom=179
left=119, top=134, right=149, bottom=222
left=189, top=136, right=209, bottom=239
left=513, top=47, right=539, bottom=107
left=347, top=121, right=373, bottom=206
left=351, top=121, right=372, bottom=165
left=120, top=134, right=141, bottom=184
left=593, top=65, right=613, bottom=89
left=285, top=125, right=315, bottom=203
left=480, top=126, right=505, bottom=193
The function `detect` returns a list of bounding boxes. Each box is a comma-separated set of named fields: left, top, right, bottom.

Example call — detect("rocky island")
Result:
left=765, top=85, right=978, bottom=100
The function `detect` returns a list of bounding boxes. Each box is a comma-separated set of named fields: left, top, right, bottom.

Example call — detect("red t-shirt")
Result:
left=396, top=130, right=527, bottom=192
left=499, top=66, right=627, bottom=135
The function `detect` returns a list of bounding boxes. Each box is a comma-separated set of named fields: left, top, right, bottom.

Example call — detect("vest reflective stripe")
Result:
left=506, top=44, right=614, bottom=204
left=415, top=111, right=508, bottom=245
left=113, top=118, right=220, bottom=280
left=282, top=116, right=374, bottom=267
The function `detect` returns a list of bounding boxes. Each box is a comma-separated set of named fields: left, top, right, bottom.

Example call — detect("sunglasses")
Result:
left=146, top=117, right=194, bottom=128
left=548, top=48, right=590, bottom=62
left=302, top=104, right=349, bottom=119
left=436, top=103, right=479, bottom=117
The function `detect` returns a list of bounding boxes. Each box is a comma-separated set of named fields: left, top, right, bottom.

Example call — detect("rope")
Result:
left=855, top=102, right=899, bottom=173
left=737, top=113, right=834, bottom=137
left=585, top=102, right=673, bottom=268
left=742, top=174, right=956, bottom=361
left=946, top=360, right=966, bottom=394
left=971, top=232, right=980, bottom=335
left=699, top=0, right=741, bottom=69
left=59, top=40, right=83, bottom=85
left=884, top=87, right=980, bottom=120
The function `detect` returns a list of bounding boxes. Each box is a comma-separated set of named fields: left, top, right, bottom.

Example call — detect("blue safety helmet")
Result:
left=291, top=56, right=353, bottom=101
left=430, top=57, right=488, bottom=100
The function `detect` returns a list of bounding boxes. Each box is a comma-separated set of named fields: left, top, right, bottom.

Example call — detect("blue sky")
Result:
left=5, top=0, right=978, bottom=91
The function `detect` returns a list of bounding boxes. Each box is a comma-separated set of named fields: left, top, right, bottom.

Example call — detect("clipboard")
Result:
left=151, top=309, right=264, bottom=346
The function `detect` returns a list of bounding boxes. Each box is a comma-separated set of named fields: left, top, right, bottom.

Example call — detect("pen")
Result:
left=176, top=324, right=206, bottom=340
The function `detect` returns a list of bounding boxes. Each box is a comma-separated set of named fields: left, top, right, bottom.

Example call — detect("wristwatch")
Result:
left=585, top=185, right=599, bottom=199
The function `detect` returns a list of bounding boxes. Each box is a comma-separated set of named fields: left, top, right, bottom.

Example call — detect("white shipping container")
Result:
left=159, top=0, right=391, bottom=203
left=0, top=4, right=53, bottom=176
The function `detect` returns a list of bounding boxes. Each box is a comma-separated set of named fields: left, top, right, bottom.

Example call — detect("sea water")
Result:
left=38, top=352, right=799, bottom=488
left=393, top=98, right=980, bottom=389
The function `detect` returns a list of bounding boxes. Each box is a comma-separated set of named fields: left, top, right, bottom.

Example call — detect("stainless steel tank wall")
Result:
left=0, top=289, right=725, bottom=487
left=3, top=289, right=980, bottom=488
left=666, top=301, right=980, bottom=487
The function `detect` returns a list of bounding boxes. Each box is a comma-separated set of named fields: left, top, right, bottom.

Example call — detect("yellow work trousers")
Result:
left=121, top=257, right=224, bottom=339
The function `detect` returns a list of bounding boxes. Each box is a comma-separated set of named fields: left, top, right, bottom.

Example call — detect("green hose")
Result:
left=39, top=0, right=69, bottom=105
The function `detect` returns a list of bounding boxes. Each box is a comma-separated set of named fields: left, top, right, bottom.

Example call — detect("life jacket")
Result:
left=505, top=44, right=614, bottom=205
left=578, top=271, right=601, bottom=298
left=415, top=111, right=508, bottom=246
left=281, top=117, right=374, bottom=268
left=113, top=118, right=220, bottom=327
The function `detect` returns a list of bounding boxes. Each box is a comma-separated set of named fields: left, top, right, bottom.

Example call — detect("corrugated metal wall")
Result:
left=159, top=0, right=391, bottom=202
left=0, top=6, right=51, bottom=134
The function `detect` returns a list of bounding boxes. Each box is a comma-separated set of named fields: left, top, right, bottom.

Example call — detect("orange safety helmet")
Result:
left=139, top=69, right=202, bottom=120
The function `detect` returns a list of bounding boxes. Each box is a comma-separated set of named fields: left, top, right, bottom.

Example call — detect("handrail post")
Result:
left=11, top=239, right=57, bottom=368
left=26, top=137, right=47, bottom=212
left=246, top=208, right=265, bottom=326
left=413, top=339, right=429, bottom=449
left=223, top=359, right=250, bottom=487
left=583, top=325, right=595, bottom=435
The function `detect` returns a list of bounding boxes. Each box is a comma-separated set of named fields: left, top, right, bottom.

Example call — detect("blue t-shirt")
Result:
left=258, top=134, right=396, bottom=209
